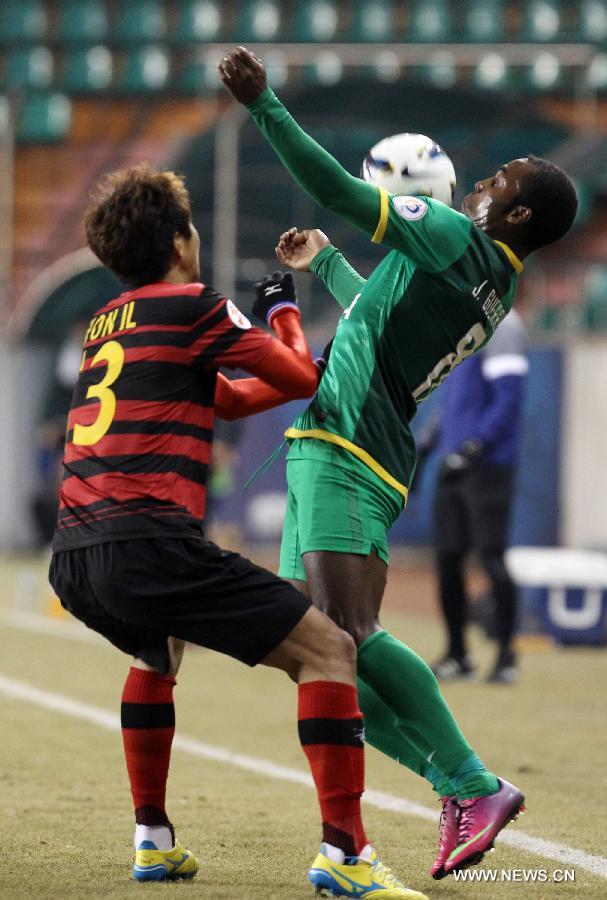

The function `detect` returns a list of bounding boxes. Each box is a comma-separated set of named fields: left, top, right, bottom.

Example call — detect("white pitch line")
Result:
left=0, top=673, right=605, bottom=880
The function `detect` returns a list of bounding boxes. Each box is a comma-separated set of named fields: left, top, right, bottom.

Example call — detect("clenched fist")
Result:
left=218, top=46, right=267, bottom=105
left=275, top=227, right=331, bottom=272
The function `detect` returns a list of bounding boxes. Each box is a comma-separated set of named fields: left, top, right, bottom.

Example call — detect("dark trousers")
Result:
left=433, top=463, right=517, bottom=660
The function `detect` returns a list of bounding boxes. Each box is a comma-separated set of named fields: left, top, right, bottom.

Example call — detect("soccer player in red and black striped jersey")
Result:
left=49, top=166, right=426, bottom=897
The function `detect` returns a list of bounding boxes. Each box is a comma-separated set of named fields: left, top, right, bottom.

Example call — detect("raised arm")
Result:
left=276, top=227, right=366, bottom=310
left=213, top=274, right=319, bottom=421
left=219, top=47, right=382, bottom=240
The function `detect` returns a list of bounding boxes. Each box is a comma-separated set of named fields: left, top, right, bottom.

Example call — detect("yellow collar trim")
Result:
left=494, top=240, right=524, bottom=274
left=284, top=427, right=408, bottom=502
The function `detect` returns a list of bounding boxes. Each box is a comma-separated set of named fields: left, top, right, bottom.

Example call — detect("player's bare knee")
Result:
left=317, top=623, right=357, bottom=678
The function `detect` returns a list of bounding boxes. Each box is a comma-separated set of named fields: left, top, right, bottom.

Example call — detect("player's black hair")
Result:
left=85, top=164, right=192, bottom=286
left=518, top=155, right=578, bottom=251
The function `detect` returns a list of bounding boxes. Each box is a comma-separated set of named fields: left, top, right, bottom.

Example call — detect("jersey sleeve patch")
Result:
left=226, top=299, right=252, bottom=330
left=393, top=196, right=429, bottom=221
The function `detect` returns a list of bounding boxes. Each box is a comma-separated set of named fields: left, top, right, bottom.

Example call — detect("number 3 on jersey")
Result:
left=73, top=340, right=125, bottom=446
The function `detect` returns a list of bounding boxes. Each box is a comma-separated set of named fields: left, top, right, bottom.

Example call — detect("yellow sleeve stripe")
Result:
left=284, top=426, right=408, bottom=502
left=371, top=186, right=390, bottom=244
left=493, top=240, right=524, bottom=273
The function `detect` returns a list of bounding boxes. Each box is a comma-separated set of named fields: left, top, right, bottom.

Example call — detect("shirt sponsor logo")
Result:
left=393, top=196, right=428, bottom=221
left=226, top=299, right=252, bottom=330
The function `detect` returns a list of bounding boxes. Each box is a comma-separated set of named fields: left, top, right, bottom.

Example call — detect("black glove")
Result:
left=314, top=337, right=334, bottom=378
left=252, top=271, right=299, bottom=325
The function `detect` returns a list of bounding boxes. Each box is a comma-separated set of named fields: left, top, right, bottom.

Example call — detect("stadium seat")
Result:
left=177, top=48, right=223, bottom=92
left=586, top=53, right=607, bottom=92
left=521, top=1, right=561, bottom=41
left=463, top=0, right=504, bottom=41
left=115, top=0, right=166, bottom=42
left=526, top=51, right=562, bottom=90
left=175, top=0, right=222, bottom=42
left=234, top=1, right=282, bottom=41
left=303, top=51, right=343, bottom=85
left=17, top=92, right=71, bottom=142
left=416, top=51, right=457, bottom=89
left=472, top=52, right=511, bottom=90
left=62, top=46, right=113, bottom=92
left=578, top=0, right=607, bottom=42
left=406, top=0, right=451, bottom=41
left=3, top=46, right=53, bottom=89
left=121, top=45, right=170, bottom=91
left=0, top=1, right=47, bottom=42
left=582, top=266, right=607, bottom=330
left=293, top=1, right=339, bottom=42
left=55, top=0, right=108, bottom=43
left=350, top=0, right=394, bottom=42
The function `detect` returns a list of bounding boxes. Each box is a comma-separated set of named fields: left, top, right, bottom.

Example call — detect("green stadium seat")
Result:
left=473, top=52, right=511, bottom=90
left=586, top=53, right=607, bottom=92
left=578, top=1, right=607, bottom=42
left=17, top=92, right=71, bottom=142
left=350, top=0, right=394, bottom=42
left=175, top=0, right=222, bottom=42
left=0, top=1, right=47, bottom=42
left=115, top=0, right=166, bottom=42
left=303, top=51, right=343, bottom=85
left=264, top=50, right=289, bottom=88
left=177, top=48, right=223, bottom=93
left=370, top=50, right=401, bottom=83
left=55, top=0, right=108, bottom=43
left=293, top=1, right=338, bottom=42
left=582, top=266, right=607, bottom=330
left=526, top=51, right=562, bottom=90
left=464, top=0, right=504, bottom=41
left=406, top=0, right=451, bottom=41
left=121, top=45, right=170, bottom=91
left=416, top=51, right=457, bottom=89
left=235, top=1, right=281, bottom=41
left=522, top=1, right=561, bottom=41
left=62, top=46, right=113, bottom=92
left=3, top=46, right=53, bottom=89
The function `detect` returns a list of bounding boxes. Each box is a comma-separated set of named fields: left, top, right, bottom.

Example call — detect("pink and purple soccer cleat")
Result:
left=443, top=778, right=525, bottom=875
left=430, top=796, right=459, bottom=880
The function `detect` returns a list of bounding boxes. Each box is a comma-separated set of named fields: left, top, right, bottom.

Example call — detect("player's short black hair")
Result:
left=85, top=164, right=192, bottom=286
left=518, top=155, right=578, bottom=251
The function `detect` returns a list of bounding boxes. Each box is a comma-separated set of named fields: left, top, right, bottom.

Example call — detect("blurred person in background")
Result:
left=420, top=309, right=529, bottom=684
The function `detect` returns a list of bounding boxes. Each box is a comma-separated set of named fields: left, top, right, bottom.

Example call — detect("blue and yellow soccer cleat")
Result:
left=307, top=845, right=428, bottom=899
left=133, top=839, right=199, bottom=882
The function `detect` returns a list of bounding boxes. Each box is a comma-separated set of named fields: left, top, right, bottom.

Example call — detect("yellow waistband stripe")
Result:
left=284, top=427, right=409, bottom=501
left=371, top=186, right=390, bottom=244
left=493, top=240, right=524, bottom=273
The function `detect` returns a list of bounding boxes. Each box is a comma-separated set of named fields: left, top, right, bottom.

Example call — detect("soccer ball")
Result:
left=361, top=133, right=456, bottom=206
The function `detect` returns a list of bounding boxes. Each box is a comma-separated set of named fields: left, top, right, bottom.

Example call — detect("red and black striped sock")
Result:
left=121, top=667, right=176, bottom=837
left=298, top=681, right=367, bottom=858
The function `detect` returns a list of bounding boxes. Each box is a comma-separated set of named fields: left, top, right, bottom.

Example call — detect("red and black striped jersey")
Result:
left=53, top=281, right=275, bottom=551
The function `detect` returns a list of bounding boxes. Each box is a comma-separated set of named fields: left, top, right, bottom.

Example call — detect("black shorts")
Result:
left=49, top=536, right=311, bottom=674
left=434, top=464, right=515, bottom=555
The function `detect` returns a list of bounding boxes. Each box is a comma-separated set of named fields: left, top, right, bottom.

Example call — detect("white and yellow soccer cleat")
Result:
left=133, top=839, right=199, bottom=882
left=307, top=845, right=428, bottom=898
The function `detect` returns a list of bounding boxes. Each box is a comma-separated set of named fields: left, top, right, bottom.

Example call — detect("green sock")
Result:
left=358, top=676, right=455, bottom=797
left=358, top=630, right=498, bottom=799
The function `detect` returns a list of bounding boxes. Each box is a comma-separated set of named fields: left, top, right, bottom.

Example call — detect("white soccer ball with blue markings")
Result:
left=361, top=132, right=456, bottom=206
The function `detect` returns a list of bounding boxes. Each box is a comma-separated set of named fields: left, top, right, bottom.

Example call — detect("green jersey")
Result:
left=248, top=88, right=522, bottom=500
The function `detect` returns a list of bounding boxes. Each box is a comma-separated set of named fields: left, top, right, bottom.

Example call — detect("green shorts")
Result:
left=278, top=438, right=404, bottom=582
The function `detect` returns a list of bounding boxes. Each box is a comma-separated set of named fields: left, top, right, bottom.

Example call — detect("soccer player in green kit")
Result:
left=219, top=47, right=578, bottom=883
